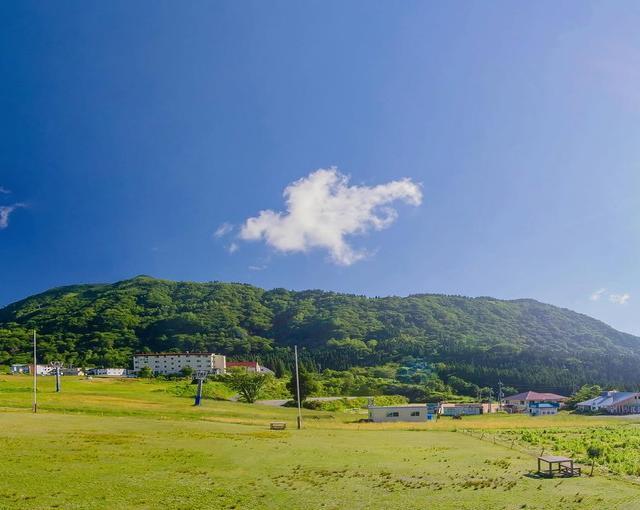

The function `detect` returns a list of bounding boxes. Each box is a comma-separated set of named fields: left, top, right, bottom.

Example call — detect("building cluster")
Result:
left=10, top=364, right=129, bottom=377
left=132, top=352, right=273, bottom=376
left=10, top=353, right=272, bottom=379
left=368, top=390, right=569, bottom=422
left=369, top=388, right=640, bottom=423
left=12, top=355, right=640, bottom=419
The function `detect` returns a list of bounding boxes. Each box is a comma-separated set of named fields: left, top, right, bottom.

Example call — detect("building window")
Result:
left=410, top=411, right=420, bottom=417
left=386, top=412, right=399, bottom=417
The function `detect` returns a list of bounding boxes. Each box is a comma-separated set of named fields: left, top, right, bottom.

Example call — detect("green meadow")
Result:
left=1, top=376, right=640, bottom=510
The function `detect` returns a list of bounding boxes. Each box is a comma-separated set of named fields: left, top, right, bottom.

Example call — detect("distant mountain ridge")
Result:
left=1, top=275, right=639, bottom=392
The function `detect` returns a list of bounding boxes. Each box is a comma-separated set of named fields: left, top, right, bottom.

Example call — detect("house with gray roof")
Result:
left=503, top=391, right=568, bottom=413
left=576, top=391, right=640, bottom=415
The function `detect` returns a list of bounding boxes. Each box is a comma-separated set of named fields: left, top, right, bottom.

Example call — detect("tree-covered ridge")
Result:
left=1, top=275, right=639, bottom=393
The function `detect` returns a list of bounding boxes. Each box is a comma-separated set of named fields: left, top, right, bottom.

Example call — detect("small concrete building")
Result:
left=60, top=367, right=85, bottom=376
left=368, top=404, right=438, bottom=423
left=133, top=352, right=226, bottom=376
left=31, top=364, right=55, bottom=376
left=528, top=402, right=559, bottom=416
left=439, top=403, right=497, bottom=416
left=88, top=368, right=127, bottom=377
left=10, top=364, right=30, bottom=374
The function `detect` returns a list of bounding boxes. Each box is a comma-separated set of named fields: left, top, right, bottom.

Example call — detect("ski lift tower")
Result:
left=193, top=370, right=208, bottom=406
left=51, top=361, right=63, bottom=393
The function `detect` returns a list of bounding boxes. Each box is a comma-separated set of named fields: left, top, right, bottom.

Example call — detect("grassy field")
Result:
left=2, top=376, right=640, bottom=509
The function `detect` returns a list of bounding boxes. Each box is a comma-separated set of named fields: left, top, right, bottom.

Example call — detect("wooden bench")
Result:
left=270, top=422, right=287, bottom=430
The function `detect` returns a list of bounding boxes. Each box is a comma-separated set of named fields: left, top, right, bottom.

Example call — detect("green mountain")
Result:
left=1, top=275, right=638, bottom=393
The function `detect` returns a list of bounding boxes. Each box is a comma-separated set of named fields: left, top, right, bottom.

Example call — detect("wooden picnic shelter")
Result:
left=537, top=455, right=581, bottom=477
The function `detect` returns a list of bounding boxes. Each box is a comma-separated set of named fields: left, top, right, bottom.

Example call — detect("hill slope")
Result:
left=1, top=276, right=638, bottom=391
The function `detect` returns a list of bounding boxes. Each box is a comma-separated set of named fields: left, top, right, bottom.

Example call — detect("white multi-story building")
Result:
left=133, top=352, right=226, bottom=375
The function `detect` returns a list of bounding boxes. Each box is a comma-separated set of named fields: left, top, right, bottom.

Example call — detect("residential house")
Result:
left=576, top=391, right=640, bottom=415
left=226, top=361, right=261, bottom=373
left=502, top=391, right=567, bottom=413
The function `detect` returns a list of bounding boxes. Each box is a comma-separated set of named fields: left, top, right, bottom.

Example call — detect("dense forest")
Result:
left=1, top=276, right=639, bottom=396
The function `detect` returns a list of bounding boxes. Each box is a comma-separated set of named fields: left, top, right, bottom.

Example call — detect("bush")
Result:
left=302, top=395, right=408, bottom=412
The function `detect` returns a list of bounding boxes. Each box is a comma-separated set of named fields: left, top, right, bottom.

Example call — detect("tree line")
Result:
left=1, top=275, right=640, bottom=395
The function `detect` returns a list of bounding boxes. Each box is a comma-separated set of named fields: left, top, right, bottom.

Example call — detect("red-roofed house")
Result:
left=226, top=361, right=261, bottom=373
left=503, top=391, right=568, bottom=413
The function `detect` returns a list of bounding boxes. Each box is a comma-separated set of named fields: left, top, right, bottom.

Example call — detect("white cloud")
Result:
left=609, top=293, right=631, bottom=305
left=214, top=222, right=234, bottom=238
left=239, top=168, right=422, bottom=265
left=0, top=204, right=24, bottom=230
left=0, top=186, right=10, bottom=194
left=227, top=242, right=239, bottom=254
left=590, top=288, right=631, bottom=305
left=248, top=265, right=266, bottom=271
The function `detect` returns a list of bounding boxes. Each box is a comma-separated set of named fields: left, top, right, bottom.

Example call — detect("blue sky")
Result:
left=1, top=1, right=639, bottom=335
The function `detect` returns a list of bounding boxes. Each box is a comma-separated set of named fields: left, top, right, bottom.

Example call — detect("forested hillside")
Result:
left=1, top=276, right=639, bottom=393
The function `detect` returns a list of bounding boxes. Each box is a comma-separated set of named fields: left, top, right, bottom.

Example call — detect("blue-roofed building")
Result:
left=528, top=402, right=559, bottom=416
left=576, top=391, right=640, bottom=415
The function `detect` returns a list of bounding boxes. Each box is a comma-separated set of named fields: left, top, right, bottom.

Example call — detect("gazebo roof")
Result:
left=538, top=455, right=572, bottom=463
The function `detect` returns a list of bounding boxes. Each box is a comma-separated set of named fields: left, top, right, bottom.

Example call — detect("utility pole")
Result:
left=193, top=370, right=208, bottom=406
left=488, top=388, right=494, bottom=413
left=52, top=361, right=63, bottom=393
left=32, top=330, right=37, bottom=413
left=498, top=381, right=504, bottom=410
left=294, top=345, right=302, bottom=430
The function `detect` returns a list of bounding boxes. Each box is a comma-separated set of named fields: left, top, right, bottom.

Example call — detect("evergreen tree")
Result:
left=273, top=358, right=287, bottom=378
left=287, top=369, right=319, bottom=402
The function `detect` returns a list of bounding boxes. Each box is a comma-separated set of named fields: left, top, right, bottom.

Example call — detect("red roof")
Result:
left=504, top=391, right=568, bottom=402
left=227, top=361, right=259, bottom=368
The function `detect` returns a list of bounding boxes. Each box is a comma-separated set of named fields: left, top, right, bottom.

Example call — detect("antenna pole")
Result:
left=294, top=345, right=302, bottom=430
left=32, top=330, right=37, bottom=413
